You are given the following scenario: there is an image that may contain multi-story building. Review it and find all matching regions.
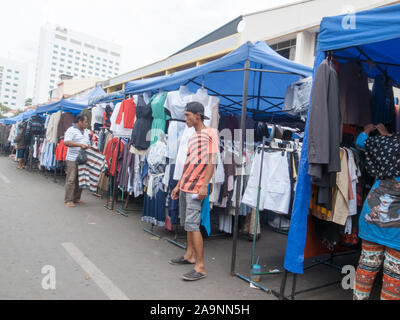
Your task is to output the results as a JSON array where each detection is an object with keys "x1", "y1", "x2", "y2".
[
  {"x1": 101, "y1": 0, "x2": 400, "y2": 93},
  {"x1": 0, "y1": 57, "x2": 28, "y2": 110},
  {"x1": 33, "y1": 23, "x2": 122, "y2": 104}
]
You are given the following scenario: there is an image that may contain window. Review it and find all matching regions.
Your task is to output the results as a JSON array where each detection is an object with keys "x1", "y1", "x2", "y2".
[
  {"x1": 14, "y1": 77, "x2": 19, "y2": 81},
  {"x1": 111, "y1": 51, "x2": 120, "y2": 57},
  {"x1": 76, "y1": 51, "x2": 81, "y2": 55},
  {"x1": 61, "y1": 47, "x2": 66, "y2": 51},
  {"x1": 13, "y1": 83, "x2": 18, "y2": 87},
  {"x1": 60, "y1": 64, "x2": 64, "y2": 67},
  {"x1": 4, "y1": 95, "x2": 9, "y2": 98},
  {"x1": 98, "y1": 47, "x2": 108, "y2": 54},
  {"x1": 109, "y1": 61, "x2": 114, "y2": 64},
  {"x1": 6, "y1": 76, "x2": 11, "y2": 79},
  {"x1": 75, "y1": 68, "x2": 79, "y2": 71},
  {"x1": 5, "y1": 82, "x2": 10, "y2": 85},
  {"x1": 69, "y1": 49, "x2": 74, "y2": 53},
  {"x1": 61, "y1": 53, "x2": 66, "y2": 56},
  {"x1": 5, "y1": 89, "x2": 9, "y2": 92},
  {"x1": 52, "y1": 56, "x2": 57, "y2": 60},
  {"x1": 52, "y1": 62, "x2": 56, "y2": 66},
  {"x1": 95, "y1": 73, "x2": 99, "y2": 76},
  {"x1": 7, "y1": 69, "x2": 12, "y2": 72},
  {"x1": 89, "y1": 66, "x2": 93, "y2": 69},
  {"x1": 50, "y1": 74, "x2": 55, "y2": 77},
  {"x1": 15, "y1": 71, "x2": 19, "y2": 74},
  {"x1": 53, "y1": 50, "x2": 58, "y2": 54},
  {"x1": 74, "y1": 73, "x2": 78, "y2": 77},
  {"x1": 11, "y1": 103, "x2": 15, "y2": 106},
  {"x1": 90, "y1": 55, "x2": 94, "y2": 59},
  {"x1": 102, "y1": 64, "x2": 106, "y2": 67},
  {"x1": 12, "y1": 96, "x2": 16, "y2": 100},
  {"x1": 68, "y1": 60, "x2": 72, "y2": 64},
  {"x1": 83, "y1": 58, "x2": 87, "y2": 62},
  {"x1": 70, "y1": 39, "x2": 82, "y2": 46},
  {"x1": 12, "y1": 90, "x2": 17, "y2": 93},
  {"x1": 67, "y1": 71, "x2": 71, "y2": 75},
  {"x1": 96, "y1": 62, "x2": 100, "y2": 66},
  {"x1": 97, "y1": 57, "x2": 100, "y2": 60},
  {"x1": 68, "y1": 54, "x2": 73, "y2": 58},
  {"x1": 84, "y1": 43, "x2": 95, "y2": 50},
  {"x1": 103, "y1": 58, "x2": 107, "y2": 62},
  {"x1": 54, "y1": 45, "x2": 59, "y2": 49},
  {"x1": 60, "y1": 58, "x2": 65, "y2": 62},
  {"x1": 96, "y1": 67, "x2": 99, "y2": 71},
  {"x1": 114, "y1": 73, "x2": 118, "y2": 76},
  {"x1": 82, "y1": 64, "x2": 86, "y2": 68},
  {"x1": 102, "y1": 69, "x2": 106, "y2": 73},
  {"x1": 67, "y1": 66, "x2": 71, "y2": 69},
  {"x1": 59, "y1": 70, "x2": 64, "y2": 73},
  {"x1": 76, "y1": 56, "x2": 80, "y2": 60},
  {"x1": 116, "y1": 62, "x2": 119, "y2": 66},
  {"x1": 55, "y1": 34, "x2": 67, "y2": 41},
  {"x1": 83, "y1": 53, "x2": 88, "y2": 57},
  {"x1": 75, "y1": 62, "x2": 79, "y2": 66},
  {"x1": 51, "y1": 68, "x2": 56, "y2": 71},
  {"x1": 4, "y1": 102, "x2": 8, "y2": 105},
  {"x1": 88, "y1": 71, "x2": 93, "y2": 75},
  {"x1": 89, "y1": 60, "x2": 94, "y2": 64}
]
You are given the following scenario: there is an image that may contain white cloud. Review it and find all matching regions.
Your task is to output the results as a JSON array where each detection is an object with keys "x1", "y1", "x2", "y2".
[{"x1": 0, "y1": 0, "x2": 296, "y2": 98}]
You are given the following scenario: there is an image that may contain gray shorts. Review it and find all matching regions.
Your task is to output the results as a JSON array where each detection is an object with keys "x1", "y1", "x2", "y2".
[{"x1": 179, "y1": 191, "x2": 202, "y2": 232}]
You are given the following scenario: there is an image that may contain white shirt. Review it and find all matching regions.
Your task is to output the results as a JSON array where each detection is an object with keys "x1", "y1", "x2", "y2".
[
  {"x1": 64, "y1": 126, "x2": 90, "y2": 162},
  {"x1": 92, "y1": 104, "x2": 105, "y2": 128},
  {"x1": 110, "y1": 102, "x2": 133, "y2": 138},
  {"x1": 164, "y1": 86, "x2": 192, "y2": 159},
  {"x1": 46, "y1": 110, "x2": 62, "y2": 144}
]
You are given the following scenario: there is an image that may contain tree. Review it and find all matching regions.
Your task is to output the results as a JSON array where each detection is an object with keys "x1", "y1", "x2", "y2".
[
  {"x1": 25, "y1": 98, "x2": 32, "y2": 106},
  {"x1": 0, "y1": 102, "x2": 11, "y2": 119}
]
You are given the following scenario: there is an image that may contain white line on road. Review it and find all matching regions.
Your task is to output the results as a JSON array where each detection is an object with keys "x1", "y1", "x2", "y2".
[
  {"x1": 0, "y1": 171, "x2": 10, "y2": 184},
  {"x1": 62, "y1": 242, "x2": 129, "y2": 300}
]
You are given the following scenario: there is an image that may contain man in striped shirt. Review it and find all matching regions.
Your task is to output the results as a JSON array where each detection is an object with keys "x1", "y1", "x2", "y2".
[
  {"x1": 64, "y1": 115, "x2": 90, "y2": 208},
  {"x1": 170, "y1": 102, "x2": 219, "y2": 281}
]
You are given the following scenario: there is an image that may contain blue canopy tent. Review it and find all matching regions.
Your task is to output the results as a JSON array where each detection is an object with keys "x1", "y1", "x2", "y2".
[
  {"x1": 125, "y1": 41, "x2": 312, "y2": 120},
  {"x1": 88, "y1": 90, "x2": 125, "y2": 107},
  {"x1": 35, "y1": 86, "x2": 107, "y2": 115},
  {"x1": 0, "y1": 109, "x2": 37, "y2": 125},
  {"x1": 284, "y1": 3, "x2": 400, "y2": 281},
  {"x1": 125, "y1": 41, "x2": 312, "y2": 292}
]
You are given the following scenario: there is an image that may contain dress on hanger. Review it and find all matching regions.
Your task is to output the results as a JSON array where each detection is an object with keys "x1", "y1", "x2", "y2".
[
  {"x1": 150, "y1": 92, "x2": 168, "y2": 146},
  {"x1": 130, "y1": 94, "x2": 153, "y2": 151}
]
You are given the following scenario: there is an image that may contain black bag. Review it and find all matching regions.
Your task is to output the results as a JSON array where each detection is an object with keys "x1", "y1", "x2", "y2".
[{"x1": 75, "y1": 149, "x2": 88, "y2": 165}]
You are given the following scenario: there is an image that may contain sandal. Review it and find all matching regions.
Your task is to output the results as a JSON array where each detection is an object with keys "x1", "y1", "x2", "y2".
[
  {"x1": 169, "y1": 256, "x2": 195, "y2": 265},
  {"x1": 182, "y1": 269, "x2": 207, "y2": 281}
]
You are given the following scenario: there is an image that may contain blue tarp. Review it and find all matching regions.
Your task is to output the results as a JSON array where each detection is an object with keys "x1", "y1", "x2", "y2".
[
  {"x1": 284, "y1": 3, "x2": 400, "y2": 274},
  {"x1": 0, "y1": 109, "x2": 37, "y2": 125},
  {"x1": 125, "y1": 41, "x2": 312, "y2": 117},
  {"x1": 88, "y1": 90, "x2": 125, "y2": 106},
  {"x1": 35, "y1": 86, "x2": 106, "y2": 115}
]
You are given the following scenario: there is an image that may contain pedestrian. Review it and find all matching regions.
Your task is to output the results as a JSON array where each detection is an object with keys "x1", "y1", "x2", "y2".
[
  {"x1": 170, "y1": 102, "x2": 219, "y2": 281},
  {"x1": 14, "y1": 123, "x2": 26, "y2": 170},
  {"x1": 63, "y1": 114, "x2": 90, "y2": 208},
  {"x1": 353, "y1": 123, "x2": 400, "y2": 300}
]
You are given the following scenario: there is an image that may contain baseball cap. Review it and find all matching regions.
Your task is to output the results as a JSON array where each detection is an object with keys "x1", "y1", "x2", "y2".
[{"x1": 185, "y1": 102, "x2": 210, "y2": 120}]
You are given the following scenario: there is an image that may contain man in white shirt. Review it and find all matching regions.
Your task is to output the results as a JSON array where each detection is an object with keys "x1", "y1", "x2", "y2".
[{"x1": 63, "y1": 115, "x2": 90, "y2": 207}]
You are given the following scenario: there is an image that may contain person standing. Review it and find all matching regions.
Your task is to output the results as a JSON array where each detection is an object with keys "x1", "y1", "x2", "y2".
[
  {"x1": 14, "y1": 123, "x2": 26, "y2": 170},
  {"x1": 63, "y1": 115, "x2": 90, "y2": 208},
  {"x1": 353, "y1": 123, "x2": 400, "y2": 300},
  {"x1": 170, "y1": 102, "x2": 219, "y2": 281}
]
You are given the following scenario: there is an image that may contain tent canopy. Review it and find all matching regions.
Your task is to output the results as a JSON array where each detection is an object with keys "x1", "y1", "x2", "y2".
[
  {"x1": 35, "y1": 86, "x2": 107, "y2": 115},
  {"x1": 317, "y1": 3, "x2": 400, "y2": 86},
  {"x1": 0, "y1": 109, "x2": 37, "y2": 125},
  {"x1": 88, "y1": 90, "x2": 125, "y2": 106},
  {"x1": 284, "y1": 3, "x2": 400, "y2": 275},
  {"x1": 125, "y1": 41, "x2": 312, "y2": 119}
]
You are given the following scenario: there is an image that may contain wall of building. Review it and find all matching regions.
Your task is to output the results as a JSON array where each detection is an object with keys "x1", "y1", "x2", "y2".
[
  {"x1": 33, "y1": 23, "x2": 123, "y2": 104},
  {"x1": 0, "y1": 57, "x2": 28, "y2": 110}
]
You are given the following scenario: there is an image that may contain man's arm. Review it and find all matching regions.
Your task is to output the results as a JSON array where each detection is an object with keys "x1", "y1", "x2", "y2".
[
  {"x1": 64, "y1": 141, "x2": 88, "y2": 149},
  {"x1": 198, "y1": 153, "x2": 216, "y2": 201}
]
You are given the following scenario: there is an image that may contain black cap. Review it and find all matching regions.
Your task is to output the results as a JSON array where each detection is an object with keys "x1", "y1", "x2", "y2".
[{"x1": 185, "y1": 102, "x2": 209, "y2": 120}]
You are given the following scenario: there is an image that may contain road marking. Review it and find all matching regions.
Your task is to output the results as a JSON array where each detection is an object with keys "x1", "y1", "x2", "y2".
[
  {"x1": 62, "y1": 242, "x2": 129, "y2": 300},
  {"x1": 0, "y1": 171, "x2": 10, "y2": 184}
]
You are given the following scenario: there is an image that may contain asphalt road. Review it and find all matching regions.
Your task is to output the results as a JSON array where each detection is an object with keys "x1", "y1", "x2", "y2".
[{"x1": 0, "y1": 156, "x2": 275, "y2": 300}]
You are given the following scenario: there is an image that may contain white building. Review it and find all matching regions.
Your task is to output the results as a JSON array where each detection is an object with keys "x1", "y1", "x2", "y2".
[
  {"x1": 33, "y1": 23, "x2": 123, "y2": 104},
  {"x1": 0, "y1": 57, "x2": 28, "y2": 110},
  {"x1": 102, "y1": 0, "x2": 400, "y2": 93}
]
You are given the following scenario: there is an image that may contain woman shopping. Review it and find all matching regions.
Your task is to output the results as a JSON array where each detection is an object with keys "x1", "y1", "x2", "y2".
[{"x1": 353, "y1": 123, "x2": 400, "y2": 300}]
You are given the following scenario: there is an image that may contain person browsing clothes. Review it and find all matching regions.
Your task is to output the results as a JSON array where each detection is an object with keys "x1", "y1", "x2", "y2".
[
  {"x1": 170, "y1": 102, "x2": 219, "y2": 281},
  {"x1": 63, "y1": 114, "x2": 90, "y2": 208}
]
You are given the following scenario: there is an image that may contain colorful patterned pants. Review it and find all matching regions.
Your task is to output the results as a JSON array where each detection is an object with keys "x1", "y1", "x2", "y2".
[{"x1": 354, "y1": 240, "x2": 400, "y2": 300}]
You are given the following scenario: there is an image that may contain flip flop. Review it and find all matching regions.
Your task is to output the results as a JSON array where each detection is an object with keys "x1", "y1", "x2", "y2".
[
  {"x1": 169, "y1": 256, "x2": 195, "y2": 265},
  {"x1": 182, "y1": 269, "x2": 207, "y2": 281}
]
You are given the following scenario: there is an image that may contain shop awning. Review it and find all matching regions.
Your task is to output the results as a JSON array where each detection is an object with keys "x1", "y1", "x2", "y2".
[
  {"x1": 124, "y1": 41, "x2": 312, "y2": 118},
  {"x1": 0, "y1": 109, "x2": 37, "y2": 125},
  {"x1": 285, "y1": 3, "x2": 400, "y2": 275},
  {"x1": 88, "y1": 90, "x2": 125, "y2": 106}
]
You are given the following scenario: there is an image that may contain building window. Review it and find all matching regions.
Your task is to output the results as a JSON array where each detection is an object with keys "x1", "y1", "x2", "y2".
[
  {"x1": 61, "y1": 53, "x2": 66, "y2": 56},
  {"x1": 76, "y1": 56, "x2": 80, "y2": 60},
  {"x1": 53, "y1": 50, "x2": 58, "y2": 54},
  {"x1": 74, "y1": 73, "x2": 78, "y2": 77},
  {"x1": 11, "y1": 103, "x2": 16, "y2": 106},
  {"x1": 88, "y1": 71, "x2": 93, "y2": 75},
  {"x1": 52, "y1": 62, "x2": 56, "y2": 66},
  {"x1": 52, "y1": 56, "x2": 57, "y2": 60},
  {"x1": 15, "y1": 70, "x2": 19, "y2": 74},
  {"x1": 98, "y1": 47, "x2": 108, "y2": 54},
  {"x1": 83, "y1": 53, "x2": 88, "y2": 57},
  {"x1": 5, "y1": 89, "x2": 9, "y2": 92},
  {"x1": 67, "y1": 71, "x2": 71, "y2": 75},
  {"x1": 270, "y1": 39, "x2": 297, "y2": 60},
  {"x1": 12, "y1": 96, "x2": 16, "y2": 100},
  {"x1": 61, "y1": 47, "x2": 66, "y2": 51},
  {"x1": 55, "y1": 34, "x2": 67, "y2": 41},
  {"x1": 76, "y1": 51, "x2": 81, "y2": 55},
  {"x1": 69, "y1": 49, "x2": 74, "y2": 53},
  {"x1": 12, "y1": 90, "x2": 17, "y2": 93},
  {"x1": 60, "y1": 58, "x2": 65, "y2": 62},
  {"x1": 68, "y1": 54, "x2": 73, "y2": 58},
  {"x1": 68, "y1": 60, "x2": 72, "y2": 64},
  {"x1": 97, "y1": 57, "x2": 100, "y2": 60},
  {"x1": 95, "y1": 73, "x2": 99, "y2": 76},
  {"x1": 6, "y1": 76, "x2": 11, "y2": 79},
  {"x1": 60, "y1": 64, "x2": 64, "y2": 67},
  {"x1": 13, "y1": 83, "x2": 18, "y2": 87},
  {"x1": 84, "y1": 43, "x2": 95, "y2": 50},
  {"x1": 111, "y1": 51, "x2": 120, "y2": 57},
  {"x1": 54, "y1": 45, "x2": 59, "y2": 49},
  {"x1": 70, "y1": 39, "x2": 82, "y2": 46}
]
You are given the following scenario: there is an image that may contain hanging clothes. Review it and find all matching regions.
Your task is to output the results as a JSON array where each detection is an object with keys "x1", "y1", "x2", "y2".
[
  {"x1": 164, "y1": 86, "x2": 192, "y2": 160},
  {"x1": 110, "y1": 102, "x2": 134, "y2": 138},
  {"x1": 103, "y1": 104, "x2": 113, "y2": 128},
  {"x1": 55, "y1": 139, "x2": 68, "y2": 162},
  {"x1": 46, "y1": 111, "x2": 62, "y2": 143},
  {"x1": 370, "y1": 74, "x2": 396, "y2": 129},
  {"x1": 130, "y1": 94, "x2": 153, "y2": 151},
  {"x1": 77, "y1": 148, "x2": 106, "y2": 192},
  {"x1": 117, "y1": 142, "x2": 135, "y2": 191},
  {"x1": 150, "y1": 92, "x2": 168, "y2": 146},
  {"x1": 116, "y1": 98, "x2": 136, "y2": 129},
  {"x1": 242, "y1": 149, "x2": 292, "y2": 215},
  {"x1": 91, "y1": 104, "x2": 106, "y2": 131},
  {"x1": 57, "y1": 112, "x2": 75, "y2": 140},
  {"x1": 104, "y1": 137, "x2": 124, "y2": 177},
  {"x1": 142, "y1": 141, "x2": 167, "y2": 226}
]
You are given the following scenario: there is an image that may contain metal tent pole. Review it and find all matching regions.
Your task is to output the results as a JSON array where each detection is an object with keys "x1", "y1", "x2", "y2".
[{"x1": 230, "y1": 59, "x2": 250, "y2": 276}]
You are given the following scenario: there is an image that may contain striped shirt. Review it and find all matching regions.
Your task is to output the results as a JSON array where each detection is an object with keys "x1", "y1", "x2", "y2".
[
  {"x1": 78, "y1": 148, "x2": 106, "y2": 192},
  {"x1": 64, "y1": 126, "x2": 90, "y2": 161},
  {"x1": 180, "y1": 127, "x2": 219, "y2": 194}
]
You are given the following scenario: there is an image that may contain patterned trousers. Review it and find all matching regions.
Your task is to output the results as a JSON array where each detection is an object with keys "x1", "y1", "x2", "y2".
[{"x1": 354, "y1": 240, "x2": 400, "y2": 300}]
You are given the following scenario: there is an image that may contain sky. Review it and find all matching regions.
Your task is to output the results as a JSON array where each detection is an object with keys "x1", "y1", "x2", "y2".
[{"x1": 0, "y1": 0, "x2": 297, "y2": 99}]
